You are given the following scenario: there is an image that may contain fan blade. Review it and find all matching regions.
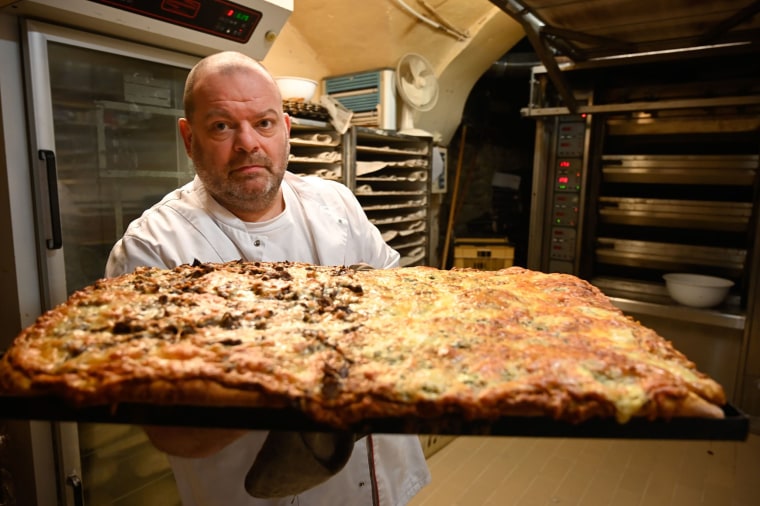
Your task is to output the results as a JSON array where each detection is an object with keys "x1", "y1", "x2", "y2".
[
  {"x1": 402, "y1": 79, "x2": 429, "y2": 106},
  {"x1": 410, "y1": 57, "x2": 428, "y2": 79}
]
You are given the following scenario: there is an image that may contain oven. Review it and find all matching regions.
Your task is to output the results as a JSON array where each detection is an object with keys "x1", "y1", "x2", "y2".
[{"x1": 524, "y1": 49, "x2": 760, "y2": 416}]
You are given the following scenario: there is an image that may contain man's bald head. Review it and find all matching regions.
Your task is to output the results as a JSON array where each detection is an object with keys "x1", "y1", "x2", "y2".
[{"x1": 183, "y1": 51, "x2": 281, "y2": 121}]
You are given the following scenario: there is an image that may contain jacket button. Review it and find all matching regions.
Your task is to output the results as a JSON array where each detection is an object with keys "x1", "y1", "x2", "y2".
[
  {"x1": 254, "y1": 239, "x2": 261, "y2": 247},
  {"x1": 359, "y1": 481, "x2": 365, "y2": 487}
]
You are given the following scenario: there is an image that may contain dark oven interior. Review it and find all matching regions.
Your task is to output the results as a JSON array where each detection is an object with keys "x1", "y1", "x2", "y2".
[{"x1": 577, "y1": 52, "x2": 759, "y2": 310}]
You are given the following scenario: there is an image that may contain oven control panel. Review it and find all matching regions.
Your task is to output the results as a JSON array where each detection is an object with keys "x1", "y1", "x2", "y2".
[
  {"x1": 548, "y1": 116, "x2": 586, "y2": 273},
  {"x1": 88, "y1": 0, "x2": 263, "y2": 42}
]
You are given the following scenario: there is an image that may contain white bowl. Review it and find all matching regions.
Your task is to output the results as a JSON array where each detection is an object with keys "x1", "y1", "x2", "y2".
[
  {"x1": 663, "y1": 273, "x2": 734, "y2": 308},
  {"x1": 275, "y1": 76, "x2": 317, "y2": 102}
]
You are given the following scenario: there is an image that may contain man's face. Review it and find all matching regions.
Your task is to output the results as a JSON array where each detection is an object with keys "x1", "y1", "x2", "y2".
[{"x1": 179, "y1": 66, "x2": 291, "y2": 221}]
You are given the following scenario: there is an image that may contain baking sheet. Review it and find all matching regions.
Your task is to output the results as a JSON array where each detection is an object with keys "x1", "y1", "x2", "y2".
[{"x1": 0, "y1": 395, "x2": 749, "y2": 440}]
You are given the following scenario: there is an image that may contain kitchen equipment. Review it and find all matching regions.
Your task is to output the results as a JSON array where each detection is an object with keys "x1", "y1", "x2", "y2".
[
  {"x1": 524, "y1": 49, "x2": 760, "y2": 409},
  {"x1": 276, "y1": 76, "x2": 318, "y2": 101},
  {"x1": 1, "y1": 0, "x2": 293, "y2": 58},
  {"x1": 349, "y1": 127, "x2": 433, "y2": 267},
  {"x1": 0, "y1": 10, "x2": 255, "y2": 504},
  {"x1": 323, "y1": 69, "x2": 397, "y2": 129},
  {"x1": 664, "y1": 273, "x2": 734, "y2": 308},
  {"x1": 395, "y1": 53, "x2": 438, "y2": 136}
]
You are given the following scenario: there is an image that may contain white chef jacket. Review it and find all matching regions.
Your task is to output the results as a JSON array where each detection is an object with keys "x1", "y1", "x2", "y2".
[
  {"x1": 105, "y1": 173, "x2": 431, "y2": 506},
  {"x1": 106, "y1": 172, "x2": 401, "y2": 273}
]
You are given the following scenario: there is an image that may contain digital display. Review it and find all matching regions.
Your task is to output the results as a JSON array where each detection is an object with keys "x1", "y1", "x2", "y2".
[
  {"x1": 226, "y1": 9, "x2": 250, "y2": 21},
  {"x1": 87, "y1": 0, "x2": 263, "y2": 43}
]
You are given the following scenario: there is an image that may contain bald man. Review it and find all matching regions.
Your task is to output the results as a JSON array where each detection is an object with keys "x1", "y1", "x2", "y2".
[{"x1": 106, "y1": 51, "x2": 430, "y2": 506}]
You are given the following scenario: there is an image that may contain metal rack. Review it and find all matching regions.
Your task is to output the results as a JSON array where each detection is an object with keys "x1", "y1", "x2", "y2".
[
  {"x1": 288, "y1": 120, "x2": 433, "y2": 267},
  {"x1": 347, "y1": 127, "x2": 433, "y2": 267}
]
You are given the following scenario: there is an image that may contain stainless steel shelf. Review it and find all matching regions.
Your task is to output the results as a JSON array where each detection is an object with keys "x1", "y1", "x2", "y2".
[
  {"x1": 609, "y1": 296, "x2": 746, "y2": 331},
  {"x1": 601, "y1": 154, "x2": 758, "y2": 185}
]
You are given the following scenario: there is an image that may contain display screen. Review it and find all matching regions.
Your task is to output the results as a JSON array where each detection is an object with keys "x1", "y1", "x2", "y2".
[{"x1": 87, "y1": 0, "x2": 262, "y2": 43}]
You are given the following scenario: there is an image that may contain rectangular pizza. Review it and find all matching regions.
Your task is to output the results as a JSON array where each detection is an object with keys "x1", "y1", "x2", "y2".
[{"x1": 0, "y1": 261, "x2": 726, "y2": 430}]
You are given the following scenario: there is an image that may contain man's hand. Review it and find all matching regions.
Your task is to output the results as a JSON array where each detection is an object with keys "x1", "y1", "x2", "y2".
[{"x1": 142, "y1": 425, "x2": 248, "y2": 458}]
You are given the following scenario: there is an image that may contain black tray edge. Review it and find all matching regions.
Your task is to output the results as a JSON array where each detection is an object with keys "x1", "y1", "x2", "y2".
[{"x1": 0, "y1": 395, "x2": 750, "y2": 441}]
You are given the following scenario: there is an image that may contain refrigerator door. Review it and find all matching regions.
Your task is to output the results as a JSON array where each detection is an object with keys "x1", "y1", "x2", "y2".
[{"x1": 22, "y1": 19, "x2": 198, "y2": 505}]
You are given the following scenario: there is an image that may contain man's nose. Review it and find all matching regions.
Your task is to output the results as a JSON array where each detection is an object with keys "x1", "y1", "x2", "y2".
[{"x1": 235, "y1": 123, "x2": 261, "y2": 152}]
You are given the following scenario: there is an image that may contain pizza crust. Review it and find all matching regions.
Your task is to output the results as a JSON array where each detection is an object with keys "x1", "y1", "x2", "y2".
[{"x1": 646, "y1": 391, "x2": 726, "y2": 420}]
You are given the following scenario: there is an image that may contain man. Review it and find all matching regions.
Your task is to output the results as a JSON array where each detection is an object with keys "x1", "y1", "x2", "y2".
[{"x1": 106, "y1": 51, "x2": 430, "y2": 505}]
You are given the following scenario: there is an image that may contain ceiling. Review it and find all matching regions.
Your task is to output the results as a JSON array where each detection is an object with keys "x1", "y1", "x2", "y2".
[
  {"x1": 268, "y1": 0, "x2": 522, "y2": 81},
  {"x1": 284, "y1": 0, "x2": 498, "y2": 76}
]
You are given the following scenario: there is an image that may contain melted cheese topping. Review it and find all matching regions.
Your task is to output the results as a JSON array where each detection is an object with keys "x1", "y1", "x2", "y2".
[{"x1": 0, "y1": 262, "x2": 725, "y2": 426}]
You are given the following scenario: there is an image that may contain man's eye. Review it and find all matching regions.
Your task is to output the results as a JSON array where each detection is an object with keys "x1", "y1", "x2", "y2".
[
  {"x1": 212, "y1": 122, "x2": 229, "y2": 132},
  {"x1": 258, "y1": 119, "x2": 274, "y2": 129}
]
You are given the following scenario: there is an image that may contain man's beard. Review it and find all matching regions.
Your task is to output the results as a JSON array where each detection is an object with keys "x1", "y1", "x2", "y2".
[{"x1": 193, "y1": 150, "x2": 287, "y2": 218}]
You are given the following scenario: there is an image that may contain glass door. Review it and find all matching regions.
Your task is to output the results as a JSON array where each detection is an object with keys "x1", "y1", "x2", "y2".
[
  {"x1": 23, "y1": 19, "x2": 198, "y2": 505},
  {"x1": 47, "y1": 41, "x2": 195, "y2": 293}
]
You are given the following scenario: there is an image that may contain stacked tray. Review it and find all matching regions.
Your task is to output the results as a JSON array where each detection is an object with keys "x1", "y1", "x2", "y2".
[{"x1": 599, "y1": 197, "x2": 752, "y2": 231}]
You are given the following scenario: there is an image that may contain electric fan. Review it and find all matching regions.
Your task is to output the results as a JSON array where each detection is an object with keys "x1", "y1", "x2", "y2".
[{"x1": 396, "y1": 53, "x2": 438, "y2": 137}]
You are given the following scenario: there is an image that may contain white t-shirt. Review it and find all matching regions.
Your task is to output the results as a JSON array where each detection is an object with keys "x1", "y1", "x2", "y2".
[
  {"x1": 242, "y1": 180, "x2": 319, "y2": 263},
  {"x1": 106, "y1": 173, "x2": 429, "y2": 506}
]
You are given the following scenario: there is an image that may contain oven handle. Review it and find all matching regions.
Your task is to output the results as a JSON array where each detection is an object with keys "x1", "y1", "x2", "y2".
[
  {"x1": 39, "y1": 149, "x2": 62, "y2": 250},
  {"x1": 66, "y1": 471, "x2": 84, "y2": 506}
]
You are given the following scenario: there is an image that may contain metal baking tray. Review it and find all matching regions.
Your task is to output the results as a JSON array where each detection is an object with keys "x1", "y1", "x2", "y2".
[{"x1": 0, "y1": 394, "x2": 749, "y2": 441}]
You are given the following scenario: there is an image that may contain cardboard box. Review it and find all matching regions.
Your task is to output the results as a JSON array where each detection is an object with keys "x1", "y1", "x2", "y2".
[{"x1": 454, "y1": 238, "x2": 514, "y2": 270}]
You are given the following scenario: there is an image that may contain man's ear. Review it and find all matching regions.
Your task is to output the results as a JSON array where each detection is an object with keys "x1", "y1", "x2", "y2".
[
  {"x1": 178, "y1": 117, "x2": 192, "y2": 156},
  {"x1": 283, "y1": 112, "x2": 292, "y2": 137}
]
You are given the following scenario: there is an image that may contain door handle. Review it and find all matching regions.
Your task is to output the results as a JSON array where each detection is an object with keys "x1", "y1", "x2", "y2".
[
  {"x1": 39, "y1": 149, "x2": 62, "y2": 250},
  {"x1": 66, "y1": 471, "x2": 84, "y2": 506}
]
